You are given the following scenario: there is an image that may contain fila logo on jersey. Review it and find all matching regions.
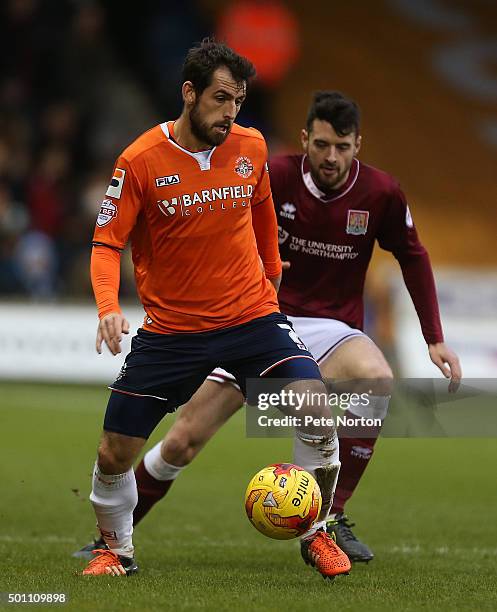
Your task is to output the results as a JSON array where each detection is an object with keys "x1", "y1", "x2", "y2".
[
  {"x1": 96, "y1": 199, "x2": 118, "y2": 227},
  {"x1": 155, "y1": 174, "x2": 180, "y2": 187},
  {"x1": 105, "y1": 168, "x2": 126, "y2": 199},
  {"x1": 280, "y1": 202, "x2": 296, "y2": 220},
  {"x1": 346, "y1": 209, "x2": 369, "y2": 235},
  {"x1": 234, "y1": 156, "x2": 253, "y2": 178}
]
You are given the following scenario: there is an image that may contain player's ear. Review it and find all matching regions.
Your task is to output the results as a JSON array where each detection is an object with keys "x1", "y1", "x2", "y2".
[
  {"x1": 355, "y1": 134, "x2": 362, "y2": 155},
  {"x1": 301, "y1": 129, "x2": 309, "y2": 151},
  {"x1": 182, "y1": 81, "x2": 196, "y2": 107}
]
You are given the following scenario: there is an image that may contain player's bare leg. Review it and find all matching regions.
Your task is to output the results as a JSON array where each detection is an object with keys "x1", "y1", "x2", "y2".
[
  {"x1": 82, "y1": 431, "x2": 146, "y2": 576},
  {"x1": 319, "y1": 335, "x2": 393, "y2": 562},
  {"x1": 133, "y1": 380, "x2": 243, "y2": 523},
  {"x1": 74, "y1": 381, "x2": 243, "y2": 560}
]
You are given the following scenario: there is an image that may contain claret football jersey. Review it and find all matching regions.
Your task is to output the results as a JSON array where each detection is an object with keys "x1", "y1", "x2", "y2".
[
  {"x1": 93, "y1": 121, "x2": 280, "y2": 333},
  {"x1": 271, "y1": 154, "x2": 442, "y2": 342}
]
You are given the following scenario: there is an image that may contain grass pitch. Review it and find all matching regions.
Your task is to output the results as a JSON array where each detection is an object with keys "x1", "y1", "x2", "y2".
[{"x1": 1, "y1": 382, "x2": 496, "y2": 611}]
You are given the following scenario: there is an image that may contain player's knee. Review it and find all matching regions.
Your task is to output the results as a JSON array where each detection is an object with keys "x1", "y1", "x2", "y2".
[
  {"x1": 296, "y1": 389, "x2": 336, "y2": 436},
  {"x1": 162, "y1": 433, "x2": 197, "y2": 467},
  {"x1": 355, "y1": 360, "x2": 393, "y2": 394},
  {"x1": 297, "y1": 404, "x2": 337, "y2": 438},
  {"x1": 97, "y1": 438, "x2": 134, "y2": 474}
]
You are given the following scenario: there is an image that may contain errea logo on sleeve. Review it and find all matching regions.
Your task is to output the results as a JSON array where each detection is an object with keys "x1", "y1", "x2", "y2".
[{"x1": 105, "y1": 168, "x2": 126, "y2": 199}]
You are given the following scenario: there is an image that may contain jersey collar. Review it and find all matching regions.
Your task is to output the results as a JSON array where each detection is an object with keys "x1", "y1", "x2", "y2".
[
  {"x1": 160, "y1": 121, "x2": 216, "y2": 171},
  {"x1": 301, "y1": 155, "x2": 360, "y2": 202}
]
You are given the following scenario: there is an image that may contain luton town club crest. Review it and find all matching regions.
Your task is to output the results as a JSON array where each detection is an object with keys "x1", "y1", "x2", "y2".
[
  {"x1": 346, "y1": 209, "x2": 369, "y2": 235},
  {"x1": 234, "y1": 156, "x2": 253, "y2": 178}
]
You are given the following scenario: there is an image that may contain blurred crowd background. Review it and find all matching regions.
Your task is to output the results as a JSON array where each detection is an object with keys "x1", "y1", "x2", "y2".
[
  {"x1": 1, "y1": 0, "x2": 496, "y2": 315},
  {"x1": 0, "y1": 0, "x2": 300, "y2": 301},
  {"x1": 0, "y1": 0, "x2": 210, "y2": 299}
]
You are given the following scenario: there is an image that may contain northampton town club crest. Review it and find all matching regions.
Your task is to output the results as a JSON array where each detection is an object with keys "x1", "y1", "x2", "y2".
[
  {"x1": 346, "y1": 209, "x2": 369, "y2": 235},
  {"x1": 234, "y1": 156, "x2": 254, "y2": 178}
]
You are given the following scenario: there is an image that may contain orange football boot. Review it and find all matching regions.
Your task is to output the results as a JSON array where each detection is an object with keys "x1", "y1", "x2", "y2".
[
  {"x1": 300, "y1": 529, "x2": 351, "y2": 579},
  {"x1": 82, "y1": 548, "x2": 138, "y2": 577}
]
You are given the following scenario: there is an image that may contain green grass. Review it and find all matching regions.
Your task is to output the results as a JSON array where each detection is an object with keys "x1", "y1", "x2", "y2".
[{"x1": 1, "y1": 382, "x2": 497, "y2": 611}]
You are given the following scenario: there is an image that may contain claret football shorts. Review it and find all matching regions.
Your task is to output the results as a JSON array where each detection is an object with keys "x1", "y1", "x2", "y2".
[{"x1": 103, "y1": 312, "x2": 320, "y2": 438}]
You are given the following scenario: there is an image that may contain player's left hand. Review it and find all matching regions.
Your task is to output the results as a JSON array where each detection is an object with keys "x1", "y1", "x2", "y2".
[{"x1": 428, "y1": 342, "x2": 462, "y2": 393}]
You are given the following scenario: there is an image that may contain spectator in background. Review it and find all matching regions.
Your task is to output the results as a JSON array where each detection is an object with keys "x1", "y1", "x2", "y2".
[
  {"x1": 14, "y1": 230, "x2": 57, "y2": 298},
  {"x1": 27, "y1": 145, "x2": 69, "y2": 238},
  {"x1": 0, "y1": 181, "x2": 28, "y2": 293},
  {"x1": 2, "y1": 0, "x2": 278, "y2": 300},
  {"x1": 216, "y1": 0, "x2": 300, "y2": 135}
]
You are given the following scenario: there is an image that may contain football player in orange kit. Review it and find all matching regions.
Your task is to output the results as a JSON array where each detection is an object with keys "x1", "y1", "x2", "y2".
[{"x1": 82, "y1": 41, "x2": 350, "y2": 578}]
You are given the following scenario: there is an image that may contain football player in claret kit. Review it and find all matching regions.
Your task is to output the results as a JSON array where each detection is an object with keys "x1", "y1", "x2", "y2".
[
  {"x1": 81, "y1": 43, "x2": 350, "y2": 578},
  {"x1": 262, "y1": 91, "x2": 461, "y2": 559}
]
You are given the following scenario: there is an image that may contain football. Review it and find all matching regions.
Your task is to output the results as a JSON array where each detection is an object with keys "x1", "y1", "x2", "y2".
[{"x1": 244, "y1": 463, "x2": 322, "y2": 540}]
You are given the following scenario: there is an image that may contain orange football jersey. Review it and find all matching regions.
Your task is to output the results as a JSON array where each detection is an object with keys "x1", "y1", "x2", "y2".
[{"x1": 92, "y1": 121, "x2": 281, "y2": 333}]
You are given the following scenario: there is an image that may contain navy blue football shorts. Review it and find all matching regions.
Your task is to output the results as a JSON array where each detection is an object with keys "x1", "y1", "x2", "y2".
[{"x1": 103, "y1": 312, "x2": 321, "y2": 438}]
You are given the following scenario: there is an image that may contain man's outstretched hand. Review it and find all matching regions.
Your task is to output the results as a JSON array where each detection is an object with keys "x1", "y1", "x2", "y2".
[
  {"x1": 428, "y1": 342, "x2": 462, "y2": 393},
  {"x1": 96, "y1": 312, "x2": 130, "y2": 355}
]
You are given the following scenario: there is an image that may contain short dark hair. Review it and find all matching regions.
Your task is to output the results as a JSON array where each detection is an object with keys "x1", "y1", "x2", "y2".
[
  {"x1": 182, "y1": 39, "x2": 256, "y2": 95},
  {"x1": 306, "y1": 91, "x2": 361, "y2": 136}
]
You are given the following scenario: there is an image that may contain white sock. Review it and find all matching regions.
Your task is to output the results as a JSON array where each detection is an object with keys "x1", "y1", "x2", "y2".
[
  {"x1": 89, "y1": 462, "x2": 137, "y2": 558},
  {"x1": 293, "y1": 431, "x2": 341, "y2": 538},
  {"x1": 143, "y1": 441, "x2": 185, "y2": 481},
  {"x1": 348, "y1": 394, "x2": 390, "y2": 420}
]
